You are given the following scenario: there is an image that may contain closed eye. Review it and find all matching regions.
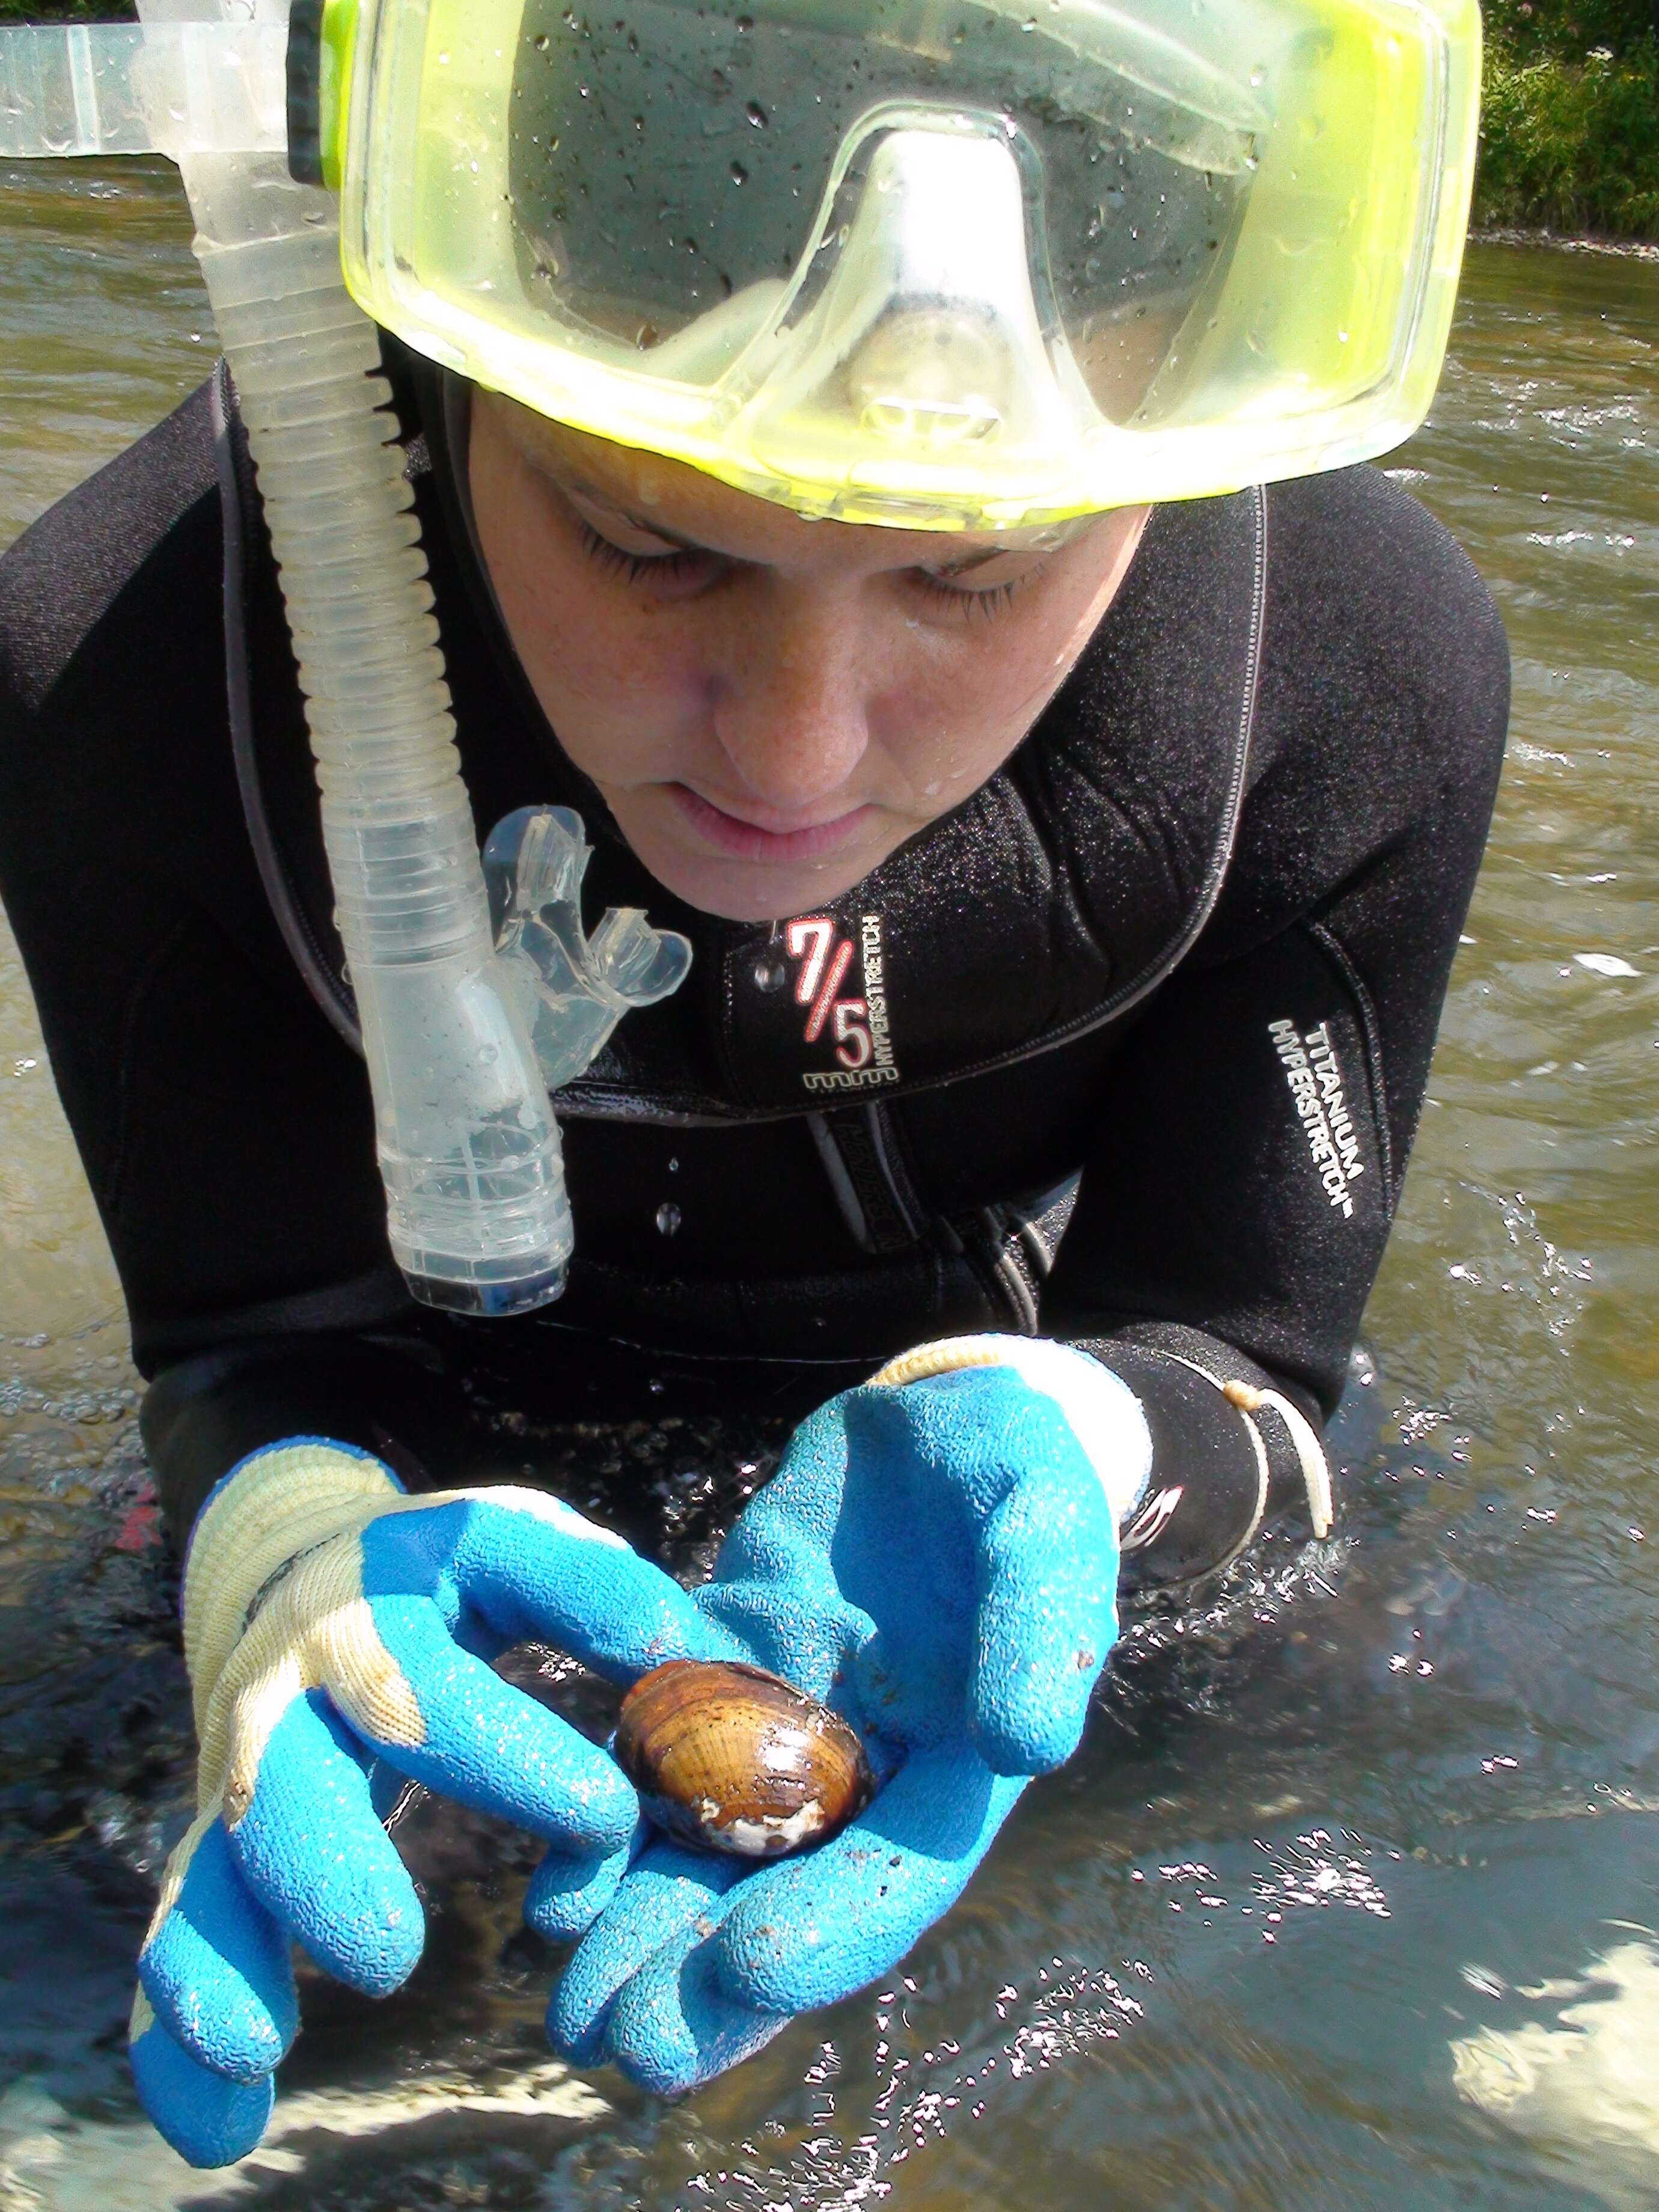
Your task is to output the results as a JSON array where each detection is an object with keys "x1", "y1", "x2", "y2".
[
  {"x1": 576, "y1": 521, "x2": 718, "y2": 585},
  {"x1": 911, "y1": 566, "x2": 1036, "y2": 620}
]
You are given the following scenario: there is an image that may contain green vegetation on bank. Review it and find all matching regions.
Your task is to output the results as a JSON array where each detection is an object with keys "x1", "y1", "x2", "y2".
[
  {"x1": 2, "y1": 0, "x2": 1656, "y2": 239},
  {"x1": 1480, "y1": 0, "x2": 1659, "y2": 237}
]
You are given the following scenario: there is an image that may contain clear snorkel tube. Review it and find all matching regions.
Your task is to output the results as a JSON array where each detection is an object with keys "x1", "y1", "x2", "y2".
[{"x1": 0, "y1": 0, "x2": 691, "y2": 1316}]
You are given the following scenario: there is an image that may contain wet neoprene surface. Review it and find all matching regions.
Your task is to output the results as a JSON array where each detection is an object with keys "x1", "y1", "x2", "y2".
[{"x1": 0, "y1": 369, "x2": 1508, "y2": 1553}]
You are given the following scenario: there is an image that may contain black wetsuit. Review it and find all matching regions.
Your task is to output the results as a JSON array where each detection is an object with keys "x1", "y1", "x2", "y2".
[{"x1": 0, "y1": 358, "x2": 1509, "y2": 1576}]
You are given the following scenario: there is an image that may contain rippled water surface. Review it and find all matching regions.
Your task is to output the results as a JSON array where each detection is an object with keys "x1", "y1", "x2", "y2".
[{"x1": 1, "y1": 165, "x2": 1657, "y2": 2211}]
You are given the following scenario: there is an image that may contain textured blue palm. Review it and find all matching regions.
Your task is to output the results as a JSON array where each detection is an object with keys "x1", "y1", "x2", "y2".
[
  {"x1": 543, "y1": 1367, "x2": 1122, "y2": 2093},
  {"x1": 136, "y1": 1467, "x2": 738, "y2": 2168}
]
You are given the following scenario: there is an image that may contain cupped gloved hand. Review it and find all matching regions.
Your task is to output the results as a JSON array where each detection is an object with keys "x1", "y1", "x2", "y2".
[
  {"x1": 543, "y1": 1335, "x2": 1151, "y2": 2094},
  {"x1": 129, "y1": 1439, "x2": 739, "y2": 2168}
]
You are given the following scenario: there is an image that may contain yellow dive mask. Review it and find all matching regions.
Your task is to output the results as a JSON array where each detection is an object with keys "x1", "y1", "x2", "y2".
[{"x1": 299, "y1": 0, "x2": 1480, "y2": 530}]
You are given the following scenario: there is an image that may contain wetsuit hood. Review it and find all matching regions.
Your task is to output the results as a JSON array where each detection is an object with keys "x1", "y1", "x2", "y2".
[{"x1": 390, "y1": 346, "x2": 630, "y2": 857}]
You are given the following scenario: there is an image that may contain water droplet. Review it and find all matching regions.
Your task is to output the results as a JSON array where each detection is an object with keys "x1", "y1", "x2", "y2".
[
  {"x1": 736, "y1": 11, "x2": 754, "y2": 27},
  {"x1": 648, "y1": 1377, "x2": 666, "y2": 1396},
  {"x1": 746, "y1": 99, "x2": 768, "y2": 127},
  {"x1": 1248, "y1": 61, "x2": 1266, "y2": 85},
  {"x1": 533, "y1": 32, "x2": 549, "y2": 51},
  {"x1": 656, "y1": 1202, "x2": 683, "y2": 1237},
  {"x1": 730, "y1": 161, "x2": 748, "y2": 185},
  {"x1": 668, "y1": 1156, "x2": 680, "y2": 1174},
  {"x1": 753, "y1": 953, "x2": 788, "y2": 992}
]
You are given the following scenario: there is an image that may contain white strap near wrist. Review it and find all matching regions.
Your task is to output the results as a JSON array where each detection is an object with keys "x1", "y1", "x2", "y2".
[
  {"x1": 873, "y1": 1335, "x2": 1153, "y2": 1529},
  {"x1": 1143, "y1": 1349, "x2": 1334, "y2": 1540}
]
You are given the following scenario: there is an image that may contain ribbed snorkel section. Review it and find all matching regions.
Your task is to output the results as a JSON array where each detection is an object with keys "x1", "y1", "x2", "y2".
[{"x1": 176, "y1": 135, "x2": 572, "y2": 1313}]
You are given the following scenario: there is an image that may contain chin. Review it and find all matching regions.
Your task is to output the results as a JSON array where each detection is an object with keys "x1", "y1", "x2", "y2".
[
  {"x1": 629, "y1": 827, "x2": 887, "y2": 923},
  {"x1": 658, "y1": 860, "x2": 875, "y2": 924}
]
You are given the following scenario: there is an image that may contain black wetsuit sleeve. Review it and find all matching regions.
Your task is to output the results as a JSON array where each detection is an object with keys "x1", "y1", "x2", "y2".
[
  {"x1": 0, "y1": 390, "x2": 413, "y2": 1401},
  {"x1": 1043, "y1": 471, "x2": 1510, "y2": 1581},
  {"x1": 138, "y1": 1334, "x2": 509, "y2": 1535}
]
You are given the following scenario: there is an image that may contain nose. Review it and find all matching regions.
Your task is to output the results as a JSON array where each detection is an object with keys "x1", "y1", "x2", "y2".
[{"x1": 709, "y1": 585, "x2": 872, "y2": 816}]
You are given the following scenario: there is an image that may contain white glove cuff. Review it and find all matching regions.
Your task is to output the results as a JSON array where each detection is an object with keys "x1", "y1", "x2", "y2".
[
  {"x1": 873, "y1": 1335, "x2": 1153, "y2": 1529},
  {"x1": 182, "y1": 1439, "x2": 402, "y2": 1726}
]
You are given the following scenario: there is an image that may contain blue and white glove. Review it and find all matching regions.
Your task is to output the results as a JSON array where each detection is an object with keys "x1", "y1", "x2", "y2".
[
  {"x1": 543, "y1": 1336, "x2": 1151, "y2": 2094},
  {"x1": 130, "y1": 1439, "x2": 734, "y2": 2168}
]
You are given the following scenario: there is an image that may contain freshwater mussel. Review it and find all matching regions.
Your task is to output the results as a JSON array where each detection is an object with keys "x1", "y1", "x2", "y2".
[{"x1": 615, "y1": 1658, "x2": 874, "y2": 1857}]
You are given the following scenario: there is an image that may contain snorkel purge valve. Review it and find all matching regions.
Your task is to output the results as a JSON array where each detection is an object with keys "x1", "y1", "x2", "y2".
[
  {"x1": 0, "y1": 0, "x2": 1481, "y2": 1297},
  {"x1": 0, "y1": 0, "x2": 691, "y2": 1316}
]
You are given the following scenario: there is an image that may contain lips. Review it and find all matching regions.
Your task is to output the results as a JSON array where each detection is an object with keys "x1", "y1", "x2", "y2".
[{"x1": 667, "y1": 784, "x2": 876, "y2": 864}]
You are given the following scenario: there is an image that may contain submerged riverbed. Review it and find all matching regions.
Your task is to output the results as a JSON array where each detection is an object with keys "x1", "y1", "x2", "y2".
[{"x1": 0, "y1": 160, "x2": 1657, "y2": 2211}]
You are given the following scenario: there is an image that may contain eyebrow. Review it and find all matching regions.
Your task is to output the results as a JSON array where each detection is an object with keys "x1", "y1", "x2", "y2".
[{"x1": 929, "y1": 546, "x2": 1022, "y2": 578}]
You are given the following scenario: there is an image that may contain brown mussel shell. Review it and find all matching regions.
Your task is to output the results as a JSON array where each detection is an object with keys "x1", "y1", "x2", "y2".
[{"x1": 615, "y1": 1659, "x2": 874, "y2": 1857}]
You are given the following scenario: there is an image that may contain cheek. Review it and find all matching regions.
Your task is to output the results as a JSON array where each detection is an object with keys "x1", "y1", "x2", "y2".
[
  {"x1": 875, "y1": 603, "x2": 1088, "y2": 799},
  {"x1": 472, "y1": 454, "x2": 703, "y2": 760}
]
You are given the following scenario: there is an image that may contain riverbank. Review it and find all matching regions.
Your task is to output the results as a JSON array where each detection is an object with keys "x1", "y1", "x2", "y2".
[{"x1": 1475, "y1": 224, "x2": 1659, "y2": 261}]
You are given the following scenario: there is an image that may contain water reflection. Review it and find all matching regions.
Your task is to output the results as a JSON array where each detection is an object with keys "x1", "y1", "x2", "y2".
[{"x1": 0, "y1": 172, "x2": 1657, "y2": 2209}]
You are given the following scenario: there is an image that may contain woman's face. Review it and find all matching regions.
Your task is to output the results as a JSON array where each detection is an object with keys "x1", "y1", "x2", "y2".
[{"x1": 470, "y1": 394, "x2": 1149, "y2": 921}]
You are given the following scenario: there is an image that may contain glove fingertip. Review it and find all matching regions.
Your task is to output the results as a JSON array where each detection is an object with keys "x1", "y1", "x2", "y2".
[
  {"x1": 232, "y1": 1696, "x2": 426, "y2": 1997},
  {"x1": 548, "y1": 1842, "x2": 749, "y2": 2072},
  {"x1": 138, "y1": 1821, "x2": 298, "y2": 2082},
  {"x1": 546, "y1": 1979, "x2": 611, "y2": 2071},
  {"x1": 545, "y1": 1913, "x2": 651, "y2": 2068},
  {"x1": 970, "y1": 1581, "x2": 1116, "y2": 1776},
  {"x1": 130, "y1": 2013, "x2": 274, "y2": 2170},
  {"x1": 525, "y1": 1838, "x2": 634, "y2": 1945},
  {"x1": 969, "y1": 1639, "x2": 1101, "y2": 1775},
  {"x1": 605, "y1": 1944, "x2": 783, "y2": 2098},
  {"x1": 136, "y1": 1951, "x2": 292, "y2": 2086},
  {"x1": 967, "y1": 1696, "x2": 1086, "y2": 1779}
]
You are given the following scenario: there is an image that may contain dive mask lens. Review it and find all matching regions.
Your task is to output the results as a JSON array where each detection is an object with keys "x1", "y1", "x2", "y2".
[{"x1": 334, "y1": 0, "x2": 1479, "y2": 525}]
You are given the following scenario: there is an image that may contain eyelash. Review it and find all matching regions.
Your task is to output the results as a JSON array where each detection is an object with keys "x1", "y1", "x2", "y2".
[
  {"x1": 913, "y1": 572, "x2": 1025, "y2": 620},
  {"x1": 576, "y1": 521, "x2": 712, "y2": 584},
  {"x1": 577, "y1": 520, "x2": 1027, "y2": 618}
]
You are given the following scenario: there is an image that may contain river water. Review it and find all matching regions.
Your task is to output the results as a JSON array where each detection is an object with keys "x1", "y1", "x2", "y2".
[{"x1": 0, "y1": 159, "x2": 1656, "y2": 2211}]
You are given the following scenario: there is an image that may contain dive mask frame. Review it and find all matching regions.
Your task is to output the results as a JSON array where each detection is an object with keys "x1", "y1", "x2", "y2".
[{"x1": 289, "y1": 0, "x2": 1480, "y2": 532}]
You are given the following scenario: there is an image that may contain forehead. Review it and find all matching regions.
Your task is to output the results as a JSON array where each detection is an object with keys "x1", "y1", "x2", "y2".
[{"x1": 483, "y1": 395, "x2": 1093, "y2": 573}]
